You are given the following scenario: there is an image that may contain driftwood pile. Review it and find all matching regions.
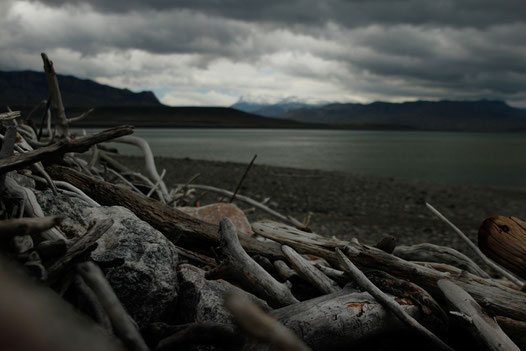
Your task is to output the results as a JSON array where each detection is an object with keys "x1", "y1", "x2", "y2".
[{"x1": 1, "y1": 53, "x2": 526, "y2": 351}]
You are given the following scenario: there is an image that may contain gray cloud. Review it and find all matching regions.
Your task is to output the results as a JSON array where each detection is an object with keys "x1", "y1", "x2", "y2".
[{"x1": 0, "y1": 0, "x2": 525, "y2": 106}]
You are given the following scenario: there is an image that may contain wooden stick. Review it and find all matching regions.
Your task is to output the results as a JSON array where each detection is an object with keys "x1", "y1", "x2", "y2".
[
  {"x1": 77, "y1": 261, "x2": 148, "y2": 351},
  {"x1": 0, "y1": 125, "x2": 134, "y2": 173},
  {"x1": 0, "y1": 110, "x2": 21, "y2": 121},
  {"x1": 335, "y1": 248, "x2": 453, "y2": 351},
  {"x1": 113, "y1": 136, "x2": 170, "y2": 202},
  {"x1": 41, "y1": 53, "x2": 69, "y2": 137},
  {"x1": 230, "y1": 153, "x2": 257, "y2": 203},
  {"x1": 178, "y1": 184, "x2": 307, "y2": 230},
  {"x1": 426, "y1": 202, "x2": 523, "y2": 287},
  {"x1": 0, "y1": 216, "x2": 62, "y2": 240},
  {"x1": 74, "y1": 275, "x2": 113, "y2": 334},
  {"x1": 206, "y1": 218, "x2": 298, "y2": 307},
  {"x1": 47, "y1": 218, "x2": 114, "y2": 282},
  {"x1": 394, "y1": 243, "x2": 490, "y2": 279},
  {"x1": 46, "y1": 165, "x2": 285, "y2": 260},
  {"x1": 281, "y1": 244, "x2": 340, "y2": 294},
  {"x1": 438, "y1": 279, "x2": 520, "y2": 350},
  {"x1": 146, "y1": 168, "x2": 166, "y2": 198},
  {"x1": 224, "y1": 292, "x2": 311, "y2": 351}
]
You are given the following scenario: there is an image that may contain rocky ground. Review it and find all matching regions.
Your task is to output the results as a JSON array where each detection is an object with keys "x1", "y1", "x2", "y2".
[{"x1": 119, "y1": 155, "x2": 526, "y2": 261}]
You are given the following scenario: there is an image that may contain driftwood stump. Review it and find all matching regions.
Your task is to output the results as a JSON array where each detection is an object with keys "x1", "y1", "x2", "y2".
[{"x1": 478, "y1": 216, "x2": 526, "y2": 280}]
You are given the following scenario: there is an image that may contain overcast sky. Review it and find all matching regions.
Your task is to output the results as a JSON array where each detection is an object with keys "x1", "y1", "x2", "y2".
[{"x1": 1, "y1": 0, "x2": 525, "y2": 107}]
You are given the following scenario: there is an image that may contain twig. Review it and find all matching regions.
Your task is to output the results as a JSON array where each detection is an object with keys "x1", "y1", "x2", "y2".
[
  {"x1": 230, "y1": 154, "x2": 257, "y2": 203},
  {"x1": 438, "y1": 279, "x2": 519, "y2": 351},
  {"x1": 156, "y1": 322, "x2": 241, "y2": 350},
  {"x1": 0, "y1": 216, "x2": 62, "y2": 240},
  {"x1": 426, "y1": 202, "x2": 523, "y2": 287},
  {"x1": 77, "y1": 261, "x2": 149, "y2": 351},
  {"x1": 41, "y1": 53, "x2": 68, "y2": 137},
  {"x1": 113, "y1": 135, "x2": 170, "y2": 202},
  {"x1": 0, "y1": 125, "x2": 134, "y2": 173},
  {"x1": 47, "y1": 219, "x2": 114, "y2": 282},
  {"x1": 335, "y1": 248, "x2": 453, "y2": 351},
  {"x1": 281, "y1": 244, "x2": 340, "y2": 294},
  {"x1": 206, "y1": 218, "x2": 298, "y2": 307},
  {"x1": 224, "y1": 292, "x2": 311, "y2": 351},
  {"x1": 0, "y1": 110, "x2": 21, "y2": 121},
  {"x1": 146, "y1": 168, "x2": 166, "y2": 199}
]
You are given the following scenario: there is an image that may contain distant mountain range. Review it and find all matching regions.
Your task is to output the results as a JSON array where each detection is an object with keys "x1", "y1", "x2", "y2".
[
  {"x1": 0, "y1": 70, "x2": 321, "y2": 129},
  {"x1": 2, "y1": 70, "x2": 526, "y2": 131},
  {"x1": 232, "y1": 99, "x2": 526, "y2": 132},
  {"x1": 231, "y1": 98, "x2": 320, "y2": 118}
]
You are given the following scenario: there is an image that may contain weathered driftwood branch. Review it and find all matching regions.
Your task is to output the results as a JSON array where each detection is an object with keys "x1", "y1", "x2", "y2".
[
  {"x1": 77, "y1": 261, "x2": 148, "y2": 351},
  {"x1": 253, "y1": 220, "x2": 526, "y2": 321},
  {"x1": 224, "y1": 292, "x2": 311, "y2": 351},
  {"x1": 47, "y1": 218, "x2": 114, "y2": 282},
  {"x1": 393, "y1": 243, "x2": 490, "y2": 278},
  {"x1": 206, "y1": 218, "x2": 298, "y2": 307},
  {"x1": 274, "y1": 259, "x2": 300, "y2": 281},
  {"x1": 0, "y1": 125, "x2": 134, "y2": 174},
  {"x1": 230, "y1": 153, "x2": 257, "y2": 203},
  {"x1": 426, "y1": 202, "x2": 523, "y2": 287},
  {"x1": 179, "y1": 185, "x2": 307, "y2": 230},
  {"x1": 438, "y1": 279, "x2": 519, "y2": 351},
  {"x1": 113, "y1": 135, "x2": 170, "y2": 202},
  {"x1": 281, "y1": 244, "x2": 339, "y2": 294},
  {"x1": 0, "y1": 216, "x2": 62, "y2": 240},
  {"x1": 0, "y1": 110, "x2": 21, "y2": 121},
  {"x1": 272, "y1": 287, "x2": 422, "y2": 350},
  {"x1": 3, "y1": 175, "x2": 66, "y2": 241},
  {"x1": 41, "y1": 53, "x2": 69, "y2": 137},
  {"x1": 46, "y1": 165, "x2": 285, "y2": 260},
  {"x1": 335, "y1": 248, "x2": 453, "y2": 351}
]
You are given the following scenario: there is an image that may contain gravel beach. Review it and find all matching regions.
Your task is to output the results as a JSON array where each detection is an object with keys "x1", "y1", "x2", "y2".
[{"x1": 118, "y1": 155, "x2": 526, "y2": 261}]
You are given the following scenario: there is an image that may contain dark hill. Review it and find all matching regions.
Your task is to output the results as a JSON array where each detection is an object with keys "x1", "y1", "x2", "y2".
[
  {"x1": 282, "y1": 100, "x2": 526, "y2": 132},
  {"x1": 0, "y1": 70, "x2": 161, "y2": 106}
]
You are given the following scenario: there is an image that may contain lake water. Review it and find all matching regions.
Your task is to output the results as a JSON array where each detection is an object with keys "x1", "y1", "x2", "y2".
[{"x1": 108, "y1": 129, "x2": 526, "y2": 190}]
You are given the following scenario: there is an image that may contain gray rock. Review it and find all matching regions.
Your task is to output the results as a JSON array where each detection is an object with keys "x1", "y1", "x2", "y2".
[
  {"x1": 87, "y1": 206, "x2": 179, "y2": 328},
  {"x1": 35, "y1": 189, "x2": 90, "y2": 237},
  {"x1": 176, "y1": 264, "x2": 269, "y2": 325}
]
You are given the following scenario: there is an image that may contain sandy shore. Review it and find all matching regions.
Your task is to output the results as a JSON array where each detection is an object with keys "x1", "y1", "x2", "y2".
[{"x1": 118, "y1": 155, "x2": 526, "y2": 260}]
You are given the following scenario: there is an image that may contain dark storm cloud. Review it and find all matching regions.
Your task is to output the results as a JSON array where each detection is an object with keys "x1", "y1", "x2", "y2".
[
  {"x1": 30, "y1": 0, "x2": 526, "y2": 28},
  {"x1": 1, "y1": 0, "x2": 525, "y2": 106}
]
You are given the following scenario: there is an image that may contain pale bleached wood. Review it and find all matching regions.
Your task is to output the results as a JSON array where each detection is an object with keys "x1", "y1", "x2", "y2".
[
  {"x1": 3, "y1": 175, "x2": 66, "y2": 241},
  {"x1": 0, "y1": 216, "x2": 62, "y2": 240},
  {"x1": 394, "y1": 243, "x2": 490, "y2": 278},
  {"x1": 335, "y1": 248, "x2": 453, "y2": 351},
  {"x1": 281, "y1": 244, "x2": 340, "y2": 294},
  {"x1": 77, "y1": 261, "x2": 148, "y2": 351},
  {"x1": 272, "y1": 289, "x2": 421, "y2": 350},
  {"x1": 426, "y1": 202, "x2": 523, "y2": 287},
  {"x1": 41, "y1": 53, "x2": 68, "y2": 137},
  {"x1": 0, "y1": 125, "x2": 134, "y2": 174},
  {"x1": 438, "y1": 279, "x2": 520, "y2": 351},
  {"x1": 206, "y1": 218, "x2": 298, "y2": 307},
  {"x1": 224, "y1": 292, "x2": 311, "y2": 351},
  {"x1": 113, "y1": 135, "x2": 170, "y2": 203},
  {"x1": 252, "y1": 220, "x2": 526, "y2": 321},
  {"x1": 252, "y1": 219, "x2": 346, "y2": 249}
]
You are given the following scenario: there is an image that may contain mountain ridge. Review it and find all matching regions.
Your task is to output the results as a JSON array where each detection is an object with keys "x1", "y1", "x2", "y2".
[{"x1": 0, "y1": 70, "x2": 161, "y2": 106}]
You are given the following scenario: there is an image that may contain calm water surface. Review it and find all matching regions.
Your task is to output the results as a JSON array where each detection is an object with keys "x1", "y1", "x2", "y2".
[{"x1": 108, "y1": 129, "x2": 526, "y2": 189}]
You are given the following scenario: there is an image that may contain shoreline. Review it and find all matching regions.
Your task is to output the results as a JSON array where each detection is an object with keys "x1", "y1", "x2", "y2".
[{"x1": 118, "y1": 155, "x2": 526, "y2": 261}]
